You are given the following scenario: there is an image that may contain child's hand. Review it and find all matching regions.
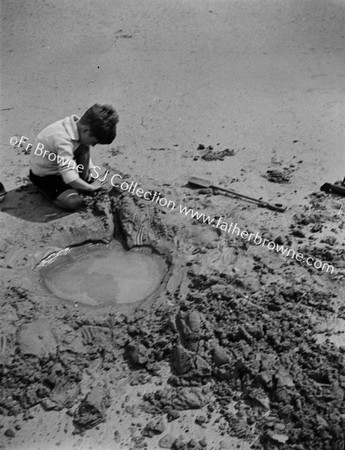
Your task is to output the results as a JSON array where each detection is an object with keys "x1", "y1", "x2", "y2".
[{"x1": 90, "y1": 179, "x2": 107, "y2": 192}]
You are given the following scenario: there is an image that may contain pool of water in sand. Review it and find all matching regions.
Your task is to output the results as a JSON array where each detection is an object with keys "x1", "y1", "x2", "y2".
[{"x1": 40, "y1": 241, "x2": 167, "y2": 307}]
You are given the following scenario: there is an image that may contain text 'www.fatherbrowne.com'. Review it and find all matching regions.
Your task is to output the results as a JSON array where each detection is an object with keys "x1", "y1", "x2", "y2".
[{"x1": 178, "y1": 204, "x2": 335, "y2": 274}]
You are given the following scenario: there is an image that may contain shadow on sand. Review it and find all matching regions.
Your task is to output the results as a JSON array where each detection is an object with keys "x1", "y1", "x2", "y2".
[{"x1": 0, "y1": 183, "x2": 72, "y2": 223}]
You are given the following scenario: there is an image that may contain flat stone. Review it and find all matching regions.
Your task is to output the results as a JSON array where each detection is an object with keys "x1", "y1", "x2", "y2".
[
  {"x1": 275, "y1": 367, "x2": 295, "y2": 388},
  {"x1": 172, "y1": 387, "x2": 210, "y2": 410},
  {"x1": 73, "y1": 384, "x2": 108, "y2": 431},
  {"x1": 172, "y1": 344, "x2": 194, "y2": 374},
  {"x1": 41, "y1": 398, "x2": 58, "y2": 411},
  {"x1": 17, "y1": 319, "x2": 57, "y2": 358},
  {"x1": 268, "y1": 431, "x2": 289, "y2": 444},
  {"x1": 175, "y1": 311, "x2": 202, "y2": 351},
  {"x1": 50, "y1": 380, "x2": 80, "y2": 410},
  {"x1": 212, "y1": 346, "x2": 230, "y2": 366},
  {"x1": 142, "y1": 417, "x2": 165, "y2": 437}
]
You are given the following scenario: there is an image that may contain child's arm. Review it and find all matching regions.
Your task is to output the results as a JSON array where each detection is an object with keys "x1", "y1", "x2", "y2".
[
  {"x1": 55, "y1": 139, "x2": 83, "y2": 184},
  {"x1": 68, "y1": 177, "x2": 105, "y2": 193}
]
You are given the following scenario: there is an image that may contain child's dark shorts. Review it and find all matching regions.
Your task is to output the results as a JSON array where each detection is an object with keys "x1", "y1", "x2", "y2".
[{"x1": 29, "y1": 170, "x2": 71, "y2": 200}]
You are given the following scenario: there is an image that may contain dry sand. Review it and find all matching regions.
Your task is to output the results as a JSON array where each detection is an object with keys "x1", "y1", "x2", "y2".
[{"x1": 0, "y1": 0, "x2": 345, "y2": 449}]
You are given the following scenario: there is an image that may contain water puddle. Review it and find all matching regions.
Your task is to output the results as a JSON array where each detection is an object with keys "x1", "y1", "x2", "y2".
[{"x1": 39, "y1": 241, "x2": 168, "y2": 307}]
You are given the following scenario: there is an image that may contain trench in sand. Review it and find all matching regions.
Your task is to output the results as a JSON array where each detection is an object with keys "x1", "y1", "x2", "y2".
[{"x1": 37, "y1": 240, "x2": 169, "y2": 308}]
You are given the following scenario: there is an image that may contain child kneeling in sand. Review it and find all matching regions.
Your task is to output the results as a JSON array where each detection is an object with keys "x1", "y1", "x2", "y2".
[{"x1": 29, "y1": 104, "x2": 119, "y2": 210}]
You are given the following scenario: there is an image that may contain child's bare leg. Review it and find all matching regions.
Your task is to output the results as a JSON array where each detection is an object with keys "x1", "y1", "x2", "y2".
[
  {"x1": 75, "y1": 145, "x2": 90, "y2": 181},
  {"x1": 53, "y1": 189, "x2": 84, "y2": 211}
]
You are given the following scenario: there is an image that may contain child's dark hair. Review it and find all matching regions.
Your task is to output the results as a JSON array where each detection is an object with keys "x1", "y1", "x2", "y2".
[{"x1": 80, "y1": 104, "x2": 119, "y2": 144}]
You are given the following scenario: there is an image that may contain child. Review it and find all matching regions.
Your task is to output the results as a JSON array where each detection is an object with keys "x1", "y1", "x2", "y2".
[{"x1": 29, "y1": 104, "x2": 119, "y2": 210}]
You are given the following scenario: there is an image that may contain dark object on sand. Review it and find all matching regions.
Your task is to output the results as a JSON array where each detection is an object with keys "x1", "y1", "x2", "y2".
[
  {"x1": 73, "y1": 385, "x2": 108, "y2": 431},
  {"x1": 264, "y1": 169, "x2": 291, "y2": 184},
  {"x1": 200, "y1": 146, "x2": 235, "y2": 161},
  {"x1": 320, "y1": 183, "x2": 345, "y2": 197},
  {"x1": 0, "y1": 182, "x2": 6, "y2": 202},
  {"x1": 188, "y1": 176, "x2": 287, "y2": 212}
]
